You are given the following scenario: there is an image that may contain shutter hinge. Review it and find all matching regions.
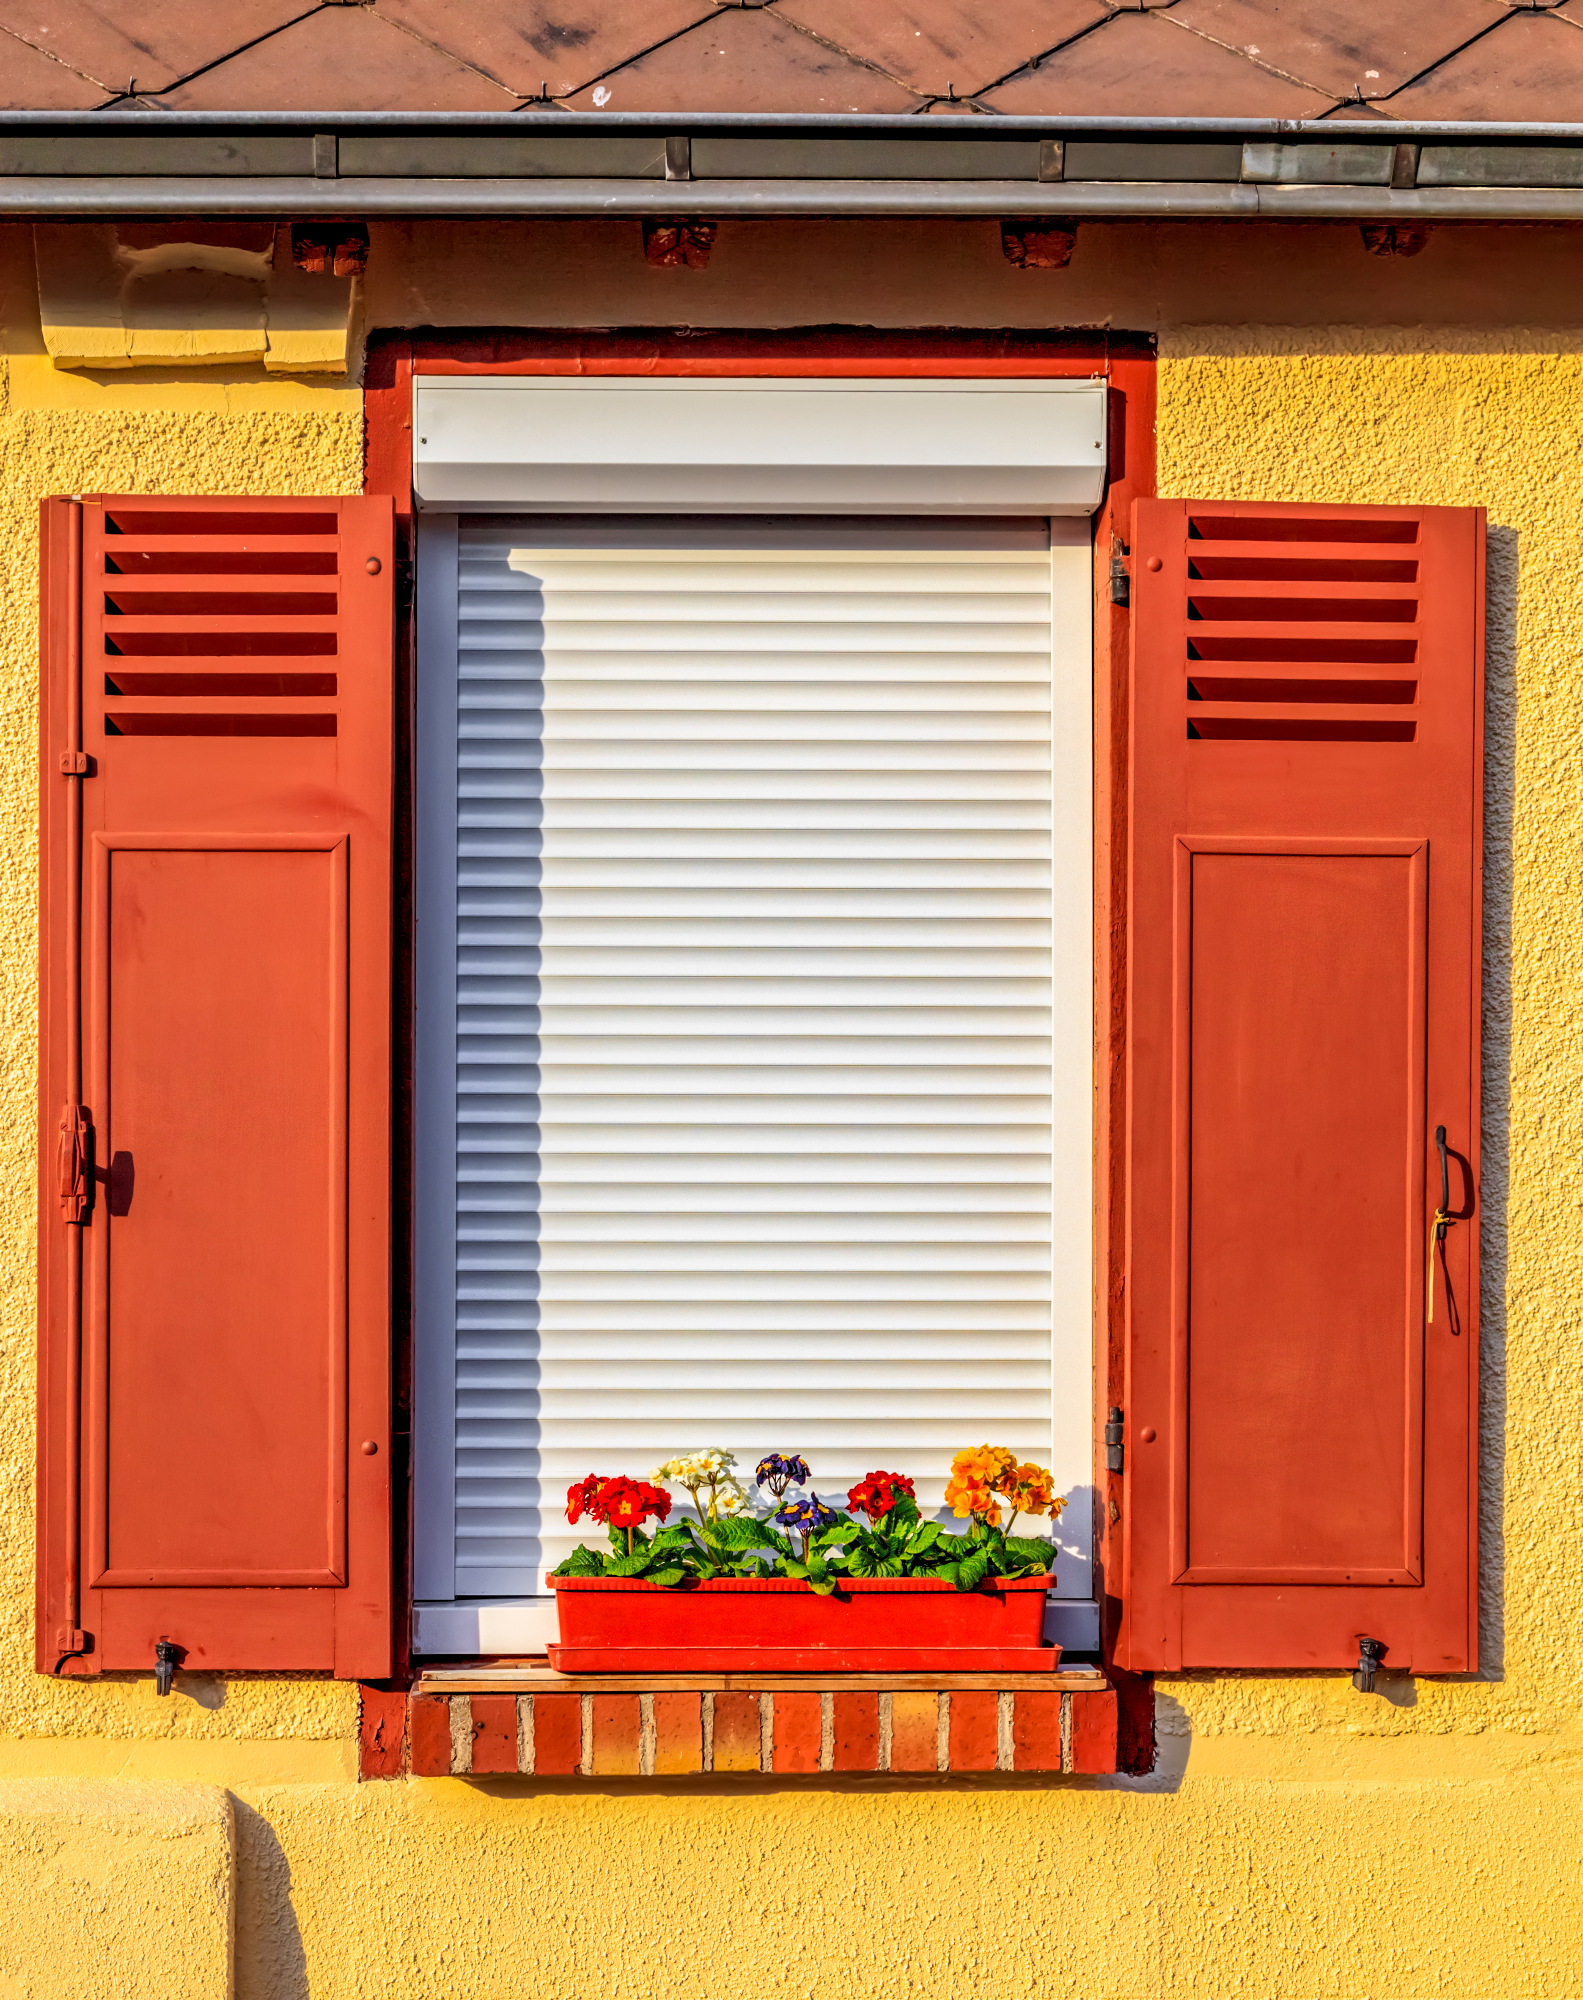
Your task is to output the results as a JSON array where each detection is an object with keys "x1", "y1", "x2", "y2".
[
  {"x1": 58, "y1": 751, "x2": 89, "y2": 777},
  {"x1": 54, "y1": 1626, "x2": 86, "y2": 1654},
  {"x1": 57, "y1": 1105, "x2": 92, "y2": 1223},
  {"x1": 1104, "y1": 1405, "x2": 1125, "y2": 1473},
  {"x1": 1109, "y1": 538, "x2": 1131, "y2": 607}
]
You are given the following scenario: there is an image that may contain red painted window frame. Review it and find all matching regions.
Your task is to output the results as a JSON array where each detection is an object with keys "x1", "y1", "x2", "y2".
[{"x1": 363, "y1": 330, "x2": 1157, "y2": 1760}]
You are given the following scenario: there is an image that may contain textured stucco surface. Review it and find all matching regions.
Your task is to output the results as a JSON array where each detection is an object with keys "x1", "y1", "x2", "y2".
[
  {"x1": 0, "y1": 1780, "x2": 232, "y2": 1999},
  {"x1": 2, "y1": 224, "x2": 1583, "y2": 1994}
]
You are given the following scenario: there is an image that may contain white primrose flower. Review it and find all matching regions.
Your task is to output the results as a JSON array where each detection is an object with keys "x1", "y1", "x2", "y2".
[{"x1": 651, "y1": 1449, "x2": 746, "y2": 1522}]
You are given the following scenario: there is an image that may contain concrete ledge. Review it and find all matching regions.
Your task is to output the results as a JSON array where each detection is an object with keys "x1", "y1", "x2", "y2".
[{"x1": 0, "y1": 1780, "x2": 232, "y2": 2000}]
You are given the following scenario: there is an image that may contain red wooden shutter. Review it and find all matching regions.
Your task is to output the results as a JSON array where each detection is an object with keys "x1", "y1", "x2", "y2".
[
  {"x1": 37, "y1": 494, "x2": 393, "y2": 1679},
  {"x1": 1118, "y1": 499, "x2": 1482, "y2": 1674}
]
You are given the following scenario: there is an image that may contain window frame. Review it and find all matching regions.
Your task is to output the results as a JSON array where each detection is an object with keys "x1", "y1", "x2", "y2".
[{"x1": 364, "y1": 328, "x2": 1158, "y2": 1688}]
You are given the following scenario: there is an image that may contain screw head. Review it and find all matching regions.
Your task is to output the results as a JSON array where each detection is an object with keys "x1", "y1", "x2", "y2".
[
  {"x1": 1146, "y1": 556, "x2": 1163, "y2": 572},
  {"x1": 365, "y1": 557, "x2": 382, "y2": 575},
  {"x1": 1140, "y1": 1426, "x2": 1157, "y2": 1443},
  {"x1": 361, "y1": 1440, "x2": 379, "y2": 1455}
]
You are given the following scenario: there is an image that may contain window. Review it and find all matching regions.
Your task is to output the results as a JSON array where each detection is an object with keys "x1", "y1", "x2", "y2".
[{"x1": 409, "y1": 374, "x2": 1106, "y2": 1656}]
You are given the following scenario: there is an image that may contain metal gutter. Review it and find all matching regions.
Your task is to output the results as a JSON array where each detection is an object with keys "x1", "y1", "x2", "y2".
[
  {"x1": 10, "y1": 177, "x2": 1583, "y2": 219},
  {"x1": 9, "y1": 112, "x2": 1583, "y2": 216}
]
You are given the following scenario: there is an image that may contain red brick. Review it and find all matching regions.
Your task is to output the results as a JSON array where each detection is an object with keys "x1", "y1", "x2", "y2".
[
  {"x1": 652, "y1": 1693, "x2": 704, "y2": 1775},
  {"x1": 1071, "y1": 1688, "x2": 1119, "y2": 1774},
  {"x1": 831, "y1": 1692, "x2": 879, "y2": 1772},
  {"x1": 770, "y1": 1692, "x2": 822, "y2": 1773},
  {"x1": 1012, "y1": 1690, "x2": 1063, "y2": 1771},
  {"x1": 712, "y1": 1691, "x2": 762, "y2": 1773},
  {"x1": 359, "y1": 1685, "x2": 408, "y2": 1780},
  {"x1": 408, "y1": 1694, "x2": 454, "y2": 1776},
  {"x1": 590, "y1": 1694, "x2": 642, "y2": 1776},
  {"x1": 889, "y1": 1691, "x2": 939, "y2": 1772},
  {"x1": 947, "y1": 1689, "x2": 1000, "y2": 1772},
  {"x1": 470, "y1": 1694, "x2": 520, "y2": 1775},
  {"x1": 532, "y1": 1693, "x2": 583, "y2": 1775}
]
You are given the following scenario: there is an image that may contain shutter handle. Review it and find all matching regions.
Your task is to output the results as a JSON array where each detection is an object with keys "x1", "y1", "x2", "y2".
[
  {"x1": 1427, "y1": 1124, "x2": 1453, "y2": 1325},
  {"x1": 57, "y1": 1105, "x2": 91, "y2": 1223}
]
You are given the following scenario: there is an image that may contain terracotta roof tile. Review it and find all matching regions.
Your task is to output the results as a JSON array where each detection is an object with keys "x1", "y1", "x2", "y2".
[
  {"x1": 561, "y1": 8, "x2": 921, "y2": 112},
  {"x1": 154, "y1": 4, "x2": 519, "y2": 108},
  {"x1": 771, "y1": 0, "x2": 1112, "y2": 99},
  {"x1": 370, "y1": 0, "x2": 716, "y2": 99},
  {"x1": 0, "y1": 0, "x2": 314, "y2": 94},
  {"x1": 3, "y1": 0, "x2": 1583, "y2": 120},
  {"x1": 1380, "y1": 6, "x2": 1583, "y2": 116},
  {"x1": 0, "y1": 26, "x2": 110, "y2": 104},
  {"x1": 1167, "y1": 0, "x2": 1505, "y2": 100},
  {"x1": 979, "y1": 9, "x2": 1333, "y2": 116}
]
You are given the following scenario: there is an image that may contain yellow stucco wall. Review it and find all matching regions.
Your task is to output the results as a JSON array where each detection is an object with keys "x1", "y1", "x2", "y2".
[{"x1": 2, "y1": 219, "x2": 1582, "y2": 1996}]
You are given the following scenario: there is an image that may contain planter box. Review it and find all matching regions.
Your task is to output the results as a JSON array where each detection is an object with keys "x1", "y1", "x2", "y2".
[{"x1": 547, "y1": 1573, "x2": 1061, "y2": 1672}]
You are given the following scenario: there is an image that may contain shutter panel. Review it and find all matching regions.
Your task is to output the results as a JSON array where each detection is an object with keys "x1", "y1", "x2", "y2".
[
  {"x1": 1119, "y1": 499, "x2": 1482, "y2": 1674},
  {"x1": 37, "y1": 494, "x2": 394, "y2": 1678}
]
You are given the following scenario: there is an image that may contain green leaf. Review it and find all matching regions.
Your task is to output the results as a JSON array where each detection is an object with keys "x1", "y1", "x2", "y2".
[
  {"x1": 608, "y1": 1547, "x2": 656, "y2": 1578},
  {"x1": 1003, "y1": 1536, "x2": 1055, "y2": 1569},
  {"x1": 955, "y1": 1546, "x2": 991, "y2": 1593},
  {"x1": 646, "y1": 1566, "x2": 687, "y2": 1588},
  {"x1": 553, "y1": 1544, "x2": 606, "y2": 1578},
  {"x1": 705, "y1": 1515, "x2": 778, "y2": 1551}
]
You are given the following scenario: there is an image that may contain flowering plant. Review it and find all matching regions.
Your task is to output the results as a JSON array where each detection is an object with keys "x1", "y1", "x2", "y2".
[
  {"x1": 552, "y1": 1444, "x2": 1062, "y2": 1595},
  {"x1": 558, "y1": 1474, "x2": 690, "y2": 1581},
  {"x1": 756, "y1": 1453, "x2": 811, "y2": 1499},
  {"x1": 846, "y1": 1470, "x2": 916, "y2": 1522},
  {"x1": 651, "y1": 1449, "x2": 752, "y2": 1524}
]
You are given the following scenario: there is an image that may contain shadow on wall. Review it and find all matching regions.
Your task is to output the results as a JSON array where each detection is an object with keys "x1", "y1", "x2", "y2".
[
  {"x1": 233, "y1": 1798, "x2": 308, "y2": 2000},
  {"x1": 1479, "y1": 521, "x2": 1516, "y2": 1686}
]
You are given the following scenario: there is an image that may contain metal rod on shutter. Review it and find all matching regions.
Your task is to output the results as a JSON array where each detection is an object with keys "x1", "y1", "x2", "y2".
[{"x1": 58, "y1": 499, "x2": 86, "y2": 1660}]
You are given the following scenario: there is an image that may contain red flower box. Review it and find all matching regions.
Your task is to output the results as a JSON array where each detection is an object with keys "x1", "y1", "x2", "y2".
[{"x1": 547, "y1": 1572, "x2": 1061, "y2": 1672}]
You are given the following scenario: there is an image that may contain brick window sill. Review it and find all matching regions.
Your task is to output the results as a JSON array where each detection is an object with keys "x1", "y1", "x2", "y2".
[{"x1": 361, "y1": 1665, "x2": 1121, "y2": 1779}]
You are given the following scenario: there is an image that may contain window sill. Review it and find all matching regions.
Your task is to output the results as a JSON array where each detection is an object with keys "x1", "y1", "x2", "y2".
[
  {"x1": 413, "y1": 1662, "x2": 1108, "y2": 1695},
  {"x1": 361, "y1": 1667, "x2": 1121, "y2": 1779}
]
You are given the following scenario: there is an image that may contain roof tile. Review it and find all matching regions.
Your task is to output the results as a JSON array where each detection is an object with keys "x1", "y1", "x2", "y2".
[
  {"x1": 0, "y1": 0, "x2": 315, "y2": 94},
  {"x1": 1381, "y1": 7, "x2": 1583, "y2": 116},
  {"x1": 561, "y1": 8, "x2": 921, "y2": 112},
  {"x1": 154, "y1": 4, "x2": 520, "y2": 108},
  {"x1": 0, "y1": 26, "x2": 110, "y2": 105},
  {"x1": 980, "y1": 10, "x2": 1334, "y2": 115},
  {"x1": 771, "y1": 0, "x2": 1111, "y2": 98},
  {"x1": 370, "y1": 0, "x2": 716, "y2": 99},
  {"x1": 1167, "y1": 0, "x2": 1504, "y2": 99}
]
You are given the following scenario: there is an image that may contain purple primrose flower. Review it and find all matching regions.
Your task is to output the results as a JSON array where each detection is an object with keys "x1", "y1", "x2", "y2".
[{"x1": 755, "y1": 1452, "x2": 811, "y2": 1498}]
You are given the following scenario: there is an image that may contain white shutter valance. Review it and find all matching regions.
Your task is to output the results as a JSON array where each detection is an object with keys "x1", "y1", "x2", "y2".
[{"x1": 412, "y1": 376, "x2": 1109, "y2": 514}]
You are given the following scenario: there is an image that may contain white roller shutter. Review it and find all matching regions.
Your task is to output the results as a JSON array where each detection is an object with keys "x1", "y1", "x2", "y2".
[{"x1": 414, "y1": 515, "x2": 1093, "y2": 1640}]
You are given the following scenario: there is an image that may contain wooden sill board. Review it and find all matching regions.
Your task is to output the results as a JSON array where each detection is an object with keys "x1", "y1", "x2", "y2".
[{"x1": 415, "y1": 1660, "x2": 1109, "y2": 1695}]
